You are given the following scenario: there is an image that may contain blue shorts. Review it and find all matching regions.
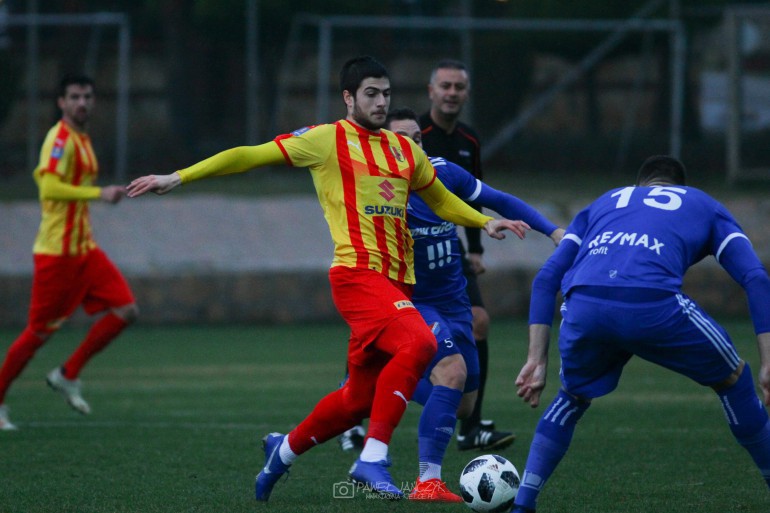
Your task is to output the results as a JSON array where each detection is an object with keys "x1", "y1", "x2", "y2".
[
  {"x1": 416, "y1": 299, "x2": 479, "y2": 393},
  {"x1": 558, "y1": 291, "x2": 741, "y2": 399}
]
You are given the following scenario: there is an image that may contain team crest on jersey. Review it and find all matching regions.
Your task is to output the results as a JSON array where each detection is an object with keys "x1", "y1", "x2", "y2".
[
  {"x1": 393, "y1": 300, "x2": 414, "y2": 310},
  {"x1": 291, "y1": 126, "x2": 311, "y2": 137},
  {"x1": 51, "y1": 146, "x2": 64, "y2": 159},
  {"x1": 389, "y1": 145, "x2": 405, "y2": 162}
]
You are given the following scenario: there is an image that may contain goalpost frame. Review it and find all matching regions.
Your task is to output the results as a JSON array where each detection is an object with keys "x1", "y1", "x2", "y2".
[
  {"x1": 726, "y1": 6, "x2": 770, "y2": 185},
  {"x1": 6, "y1": 12, "x2": 131, "y2": 182},
  {"x1": 281, "y1": 8, "x2": 685, "y2": 163}
]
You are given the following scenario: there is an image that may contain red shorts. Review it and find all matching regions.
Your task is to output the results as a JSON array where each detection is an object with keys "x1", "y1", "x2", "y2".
[
  {"x1": 330, "y1": 266, "x2": 421, "y2": 366},
  {"x1": 29, "y1": 247, "x2": 135, "y2": 332}
]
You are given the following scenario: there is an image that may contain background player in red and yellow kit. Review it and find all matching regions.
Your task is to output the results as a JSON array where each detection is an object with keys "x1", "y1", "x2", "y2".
[
  {"x1": 0, "y1": 75, "x2": 138, "y2": 431},
  {"x1": 127, "y1": 56, "x2": 527, "y2": 500}
]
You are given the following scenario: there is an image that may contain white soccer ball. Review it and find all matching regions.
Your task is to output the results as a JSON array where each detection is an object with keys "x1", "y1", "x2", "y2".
[{"x1": 459, "y1": 454, "x2": 520, "y2": 512}]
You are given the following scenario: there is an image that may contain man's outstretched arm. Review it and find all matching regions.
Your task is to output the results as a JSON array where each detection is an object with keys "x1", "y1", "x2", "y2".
[
  {"x1": 416, "y1": 177, "x2": 530, "y2": 240},
  {"x1": 127, "y1": 143, "x2": 286, "y2": 197}
]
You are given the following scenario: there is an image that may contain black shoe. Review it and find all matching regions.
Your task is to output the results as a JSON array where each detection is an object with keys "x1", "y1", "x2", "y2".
[
  {"x1": 457, "y1": 425, "x2": 516, "y2": 451},
  {"x1": 338, "y1": 425, "x2": 365, "y2": 452}
]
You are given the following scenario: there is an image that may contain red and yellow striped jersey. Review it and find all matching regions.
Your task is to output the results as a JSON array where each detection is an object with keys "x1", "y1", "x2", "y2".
[
  {"x1": 32, "y1": 120, "x2": 100, "y2": 256},
  {"x1": 275, "y1": 120, "x2": 436, "y2": 284}
]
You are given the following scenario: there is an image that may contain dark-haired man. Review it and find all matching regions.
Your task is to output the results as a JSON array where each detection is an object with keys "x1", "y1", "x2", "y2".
[
  {"x1": 512, "y1": 156, "x2": 770, "y2": 512},
  {"x1": 0, "y1": 75, "x2": 138, "y2": 431},
  {"x1": 420, "y1": 59, "x2": 514, "y2": 450},
  {"x1": 127, "y1": 56, "x2": 527, "y2": 501}
]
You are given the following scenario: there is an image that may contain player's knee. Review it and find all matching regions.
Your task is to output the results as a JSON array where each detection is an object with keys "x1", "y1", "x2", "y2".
[
  {"x1": 398, "y1": 315, "x2": 437, "y2": 364},
  {"x1": 341, "y1": 386, "x2": 373, "y2": 420},
  {"x1": 28, "y1": 322, "x2": 58, "y2": 341},
  {"x1": 431, "y1": 355, "x2": 467, "y2": 390},
  {"x1": 113, "y1": 303, "x2": 139, "y2": 324}
]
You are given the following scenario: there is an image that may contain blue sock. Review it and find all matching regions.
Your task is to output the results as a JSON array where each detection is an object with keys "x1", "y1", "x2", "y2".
[
  {"x1": 717, "y1": 363, "x2": 770, "y2": 489},
  {"x1": 411, "y1": 377, "x2": 433, "y2": 406},
  {"x1": 514, "y1": 389, "x2": 590, "y2": 511},
  {"x1": 417, "y1": 385, "x2": 462, "y2": 477}
]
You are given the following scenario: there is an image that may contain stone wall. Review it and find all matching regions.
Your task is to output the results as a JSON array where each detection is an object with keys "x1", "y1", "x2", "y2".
[{"x1": 0, "y1": 194, "x2": 766, "y2": 328}]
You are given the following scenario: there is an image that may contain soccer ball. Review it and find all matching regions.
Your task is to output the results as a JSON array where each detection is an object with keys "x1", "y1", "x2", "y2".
[{"x1": 459, "y1": 454, "x2": 520, "y2": 513}]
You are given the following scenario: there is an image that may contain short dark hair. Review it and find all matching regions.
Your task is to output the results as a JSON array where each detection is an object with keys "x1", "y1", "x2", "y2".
[
  {"x1": 339, "y1": 56, "x2": 389, "y2": 94},
  {"x1": 58, "y1": 74, "x2": 95, "y2": 97},
  {"x1": 430, "y1": 59, "x2": 469, "y2": 83},
  {"x1": 636, "y1": 155, "x2": 687, "y2": 186},
  {"x1": 385, "y1": 107, "x2": 418, "y2": 127}
]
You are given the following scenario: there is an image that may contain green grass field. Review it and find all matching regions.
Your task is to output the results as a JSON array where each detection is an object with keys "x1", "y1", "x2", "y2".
[{"x1": 0, "y1": 319, "x2": 767, "y2": 513}]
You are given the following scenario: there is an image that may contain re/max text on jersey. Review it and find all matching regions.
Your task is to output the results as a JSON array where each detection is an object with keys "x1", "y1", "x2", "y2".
[{"x1": 588, "y1": 231, "x2": 665, "y2": 255}]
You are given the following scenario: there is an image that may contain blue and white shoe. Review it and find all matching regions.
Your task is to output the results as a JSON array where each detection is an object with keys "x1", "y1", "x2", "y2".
[
  {"x1": 348, "y1": 458, "x2": 404, "y2": 499},
  {"x1": 255, "y1": 432, "x2": 290, "y2": 501}
]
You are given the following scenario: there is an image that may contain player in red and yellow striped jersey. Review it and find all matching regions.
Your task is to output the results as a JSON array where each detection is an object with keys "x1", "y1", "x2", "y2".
[
  {"x1": 127, "y1": 56, "x2": 526, "y2": 500},
  {"x1": 0, "y1": 75, "x2": 138, "y2": 431}
]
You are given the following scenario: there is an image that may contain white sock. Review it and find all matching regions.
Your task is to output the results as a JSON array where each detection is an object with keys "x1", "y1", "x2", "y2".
[
  {"x1": 419, "y1": 462, "x2": 442, "y2": 481},
  {"x1": 279, "y1": 436, "x2": 297, "y2": 465},
  {"x1": 359, "y1": 437, "x2": 388, "y2": 463}
]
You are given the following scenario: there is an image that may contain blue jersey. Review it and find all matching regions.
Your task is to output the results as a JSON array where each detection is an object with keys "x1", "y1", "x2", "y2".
[
  {"x1": 530, "y1": 185, "x2": 770, "y2": 334},
  {"x1": 410, "y1": 157, "x2": 558, "y2": 303}
]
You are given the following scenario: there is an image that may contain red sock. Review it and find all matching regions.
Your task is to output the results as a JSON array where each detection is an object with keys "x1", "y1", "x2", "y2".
[
  {"x1": 366, "y1": 352, "x2": 421, "y2": 444},
  {"x1": 0, "y1": 328, "x2": 46, "y2": 403},
  {"x1": 62, "y1": 313, "x2": 127, "y2": 379},
  {"x1": 366, "y1": 315, "x2": 436, "y2": 444},
  {"x1": 288, "y1": 389, "x2": 361, "y2": 454}
]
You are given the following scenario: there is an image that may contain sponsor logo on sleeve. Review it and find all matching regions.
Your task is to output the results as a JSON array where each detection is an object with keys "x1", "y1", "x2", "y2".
[
  {"x1": 393, "y1": 300, "x2": 414, "y2": 310},
  {"x1": 291, "y1": 126, "x2": 311, "y2": 137}
]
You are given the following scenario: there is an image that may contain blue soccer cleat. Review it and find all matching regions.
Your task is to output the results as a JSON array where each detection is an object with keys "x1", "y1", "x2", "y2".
[
  {"x1": 348, "y1": 458, "x2": 404, "y2": 499},
  {"x1": 255, "y1": 432, "x2": 290, "y2": 502}
]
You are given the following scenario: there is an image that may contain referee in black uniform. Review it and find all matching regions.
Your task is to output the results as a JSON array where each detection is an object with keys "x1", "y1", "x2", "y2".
[{"x1": 420, "y1": 59, "x2": 515, "y2": 452}]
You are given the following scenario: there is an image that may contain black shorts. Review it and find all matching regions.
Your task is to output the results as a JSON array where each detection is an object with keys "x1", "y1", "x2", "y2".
[{"x1": 461, "y1": 256, "x2": 485, "y2": 308}]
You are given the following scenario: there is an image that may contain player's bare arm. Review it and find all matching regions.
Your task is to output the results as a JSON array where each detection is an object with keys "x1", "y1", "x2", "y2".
[
  {"x1": 483, "y1": 219, "x2": 529, "y2": 241},
  {"x1": 757, "y1": 332, "x2": 770, "y2": 406},
  {"x1": 515, "y1": 323, "x2": 550, "y2": 408},
  {"x1": 127, "y1": 172, "x2": 182, "y2": 197}
]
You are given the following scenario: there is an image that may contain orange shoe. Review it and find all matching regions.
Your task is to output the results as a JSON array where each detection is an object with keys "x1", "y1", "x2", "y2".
[{"x1": 408, "y1": 478, "x2": 464, "y2": 502}]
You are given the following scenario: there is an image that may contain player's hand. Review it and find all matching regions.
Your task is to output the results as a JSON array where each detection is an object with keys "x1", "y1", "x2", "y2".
[
  {"x1": 127, "y1": 173, "x2": 181, "y2": 197},
  {"x1": 515, "y1": 359, "x2": 547, "y2": 408},
  {"x1": 467, "y1": 253, "x2": 486, "y2": 275},
  {"x1": 550, "y1": 228, "x2": 566, "y2": 246},
  {"x1": 100, "y1": 185, "x2": 127, "y2": 204},
  {"x1": 483, "y1": 219, "x2": 530, "y2": 240}
]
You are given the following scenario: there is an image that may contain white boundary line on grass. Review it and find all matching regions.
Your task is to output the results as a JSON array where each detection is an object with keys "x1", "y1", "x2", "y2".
[{"x1": 21, "y1": 420, "x2": 268, "y2": 430}]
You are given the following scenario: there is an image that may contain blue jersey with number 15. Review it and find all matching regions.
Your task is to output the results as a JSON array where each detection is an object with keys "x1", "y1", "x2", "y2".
[{"x1": 559, "y1": 185, "x2": 746, "y2": 294}]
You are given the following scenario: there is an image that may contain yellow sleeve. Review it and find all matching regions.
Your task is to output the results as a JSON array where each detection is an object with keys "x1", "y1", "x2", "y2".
[
  {"x1": 38, "y1": 172, "x2": 101, "y2": 201},
  {"x1": 416, "y1": 177, "x2": 494, "y2": 228},
  {"x1": 176, "y1": 142, "x2": 286, "y2": 184}
]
